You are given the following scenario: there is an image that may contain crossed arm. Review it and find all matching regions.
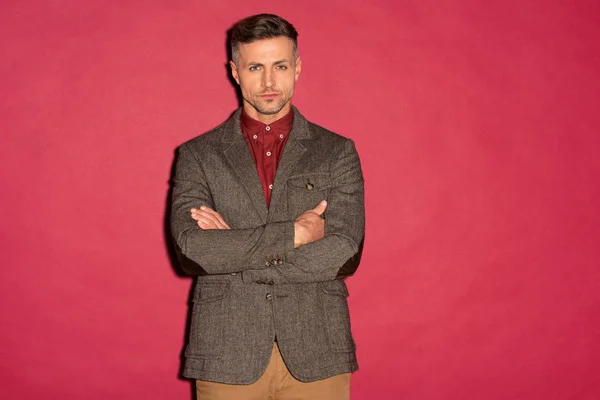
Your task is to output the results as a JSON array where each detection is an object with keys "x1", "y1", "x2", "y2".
[
  {"x1": 171, "y1": 139, "x2": 365, "y2": 283},
  {"x1": 191, "y1": 200, "x2": 327, "y2": 249}
]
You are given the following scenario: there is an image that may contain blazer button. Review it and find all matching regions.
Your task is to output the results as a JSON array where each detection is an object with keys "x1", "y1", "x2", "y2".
[
  {"x1": 277, "y1": 259, "x2": 284, "y2": 265},
  {"x1": 306, "y1": 183, "x2": 314, "y2": 190},
  {"x1": 265, "y1": 261, "x2": 271, "y2": 267},
  {"x1": 271, "y1": 259, "x2": 278, "y2": 265},
  {"x1": 266, "y1": 293, "x2": 273, "y2": 300}
]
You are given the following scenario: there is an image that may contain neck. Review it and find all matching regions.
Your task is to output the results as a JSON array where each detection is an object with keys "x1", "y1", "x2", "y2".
[{"x1": 243, "y1": 102, "x2": 292, "y2": 124}]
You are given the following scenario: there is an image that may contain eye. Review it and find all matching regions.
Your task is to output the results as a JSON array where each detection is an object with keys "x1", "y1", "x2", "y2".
[
  {"x1": 276, "y1": 65, "x2": 288, "y2": 70},
  {"x1": 249, "y1": 65, "x2": 260, "y2": 71}
]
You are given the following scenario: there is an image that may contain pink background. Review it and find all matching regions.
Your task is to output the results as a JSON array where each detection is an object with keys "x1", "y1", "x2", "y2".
[{"x1": 2, "y1": 1, "x2": 599, "y2": 399}]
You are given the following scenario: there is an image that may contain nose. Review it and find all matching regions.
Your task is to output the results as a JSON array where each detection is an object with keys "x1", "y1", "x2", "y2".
[{"x1": 263, "y1": 69, "x2": 274, "y2": 88}]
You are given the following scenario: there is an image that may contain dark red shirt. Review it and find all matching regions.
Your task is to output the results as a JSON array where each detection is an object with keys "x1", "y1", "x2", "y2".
[{"x1": 240, "y1": 109, "x2": 294, "y2": 207}]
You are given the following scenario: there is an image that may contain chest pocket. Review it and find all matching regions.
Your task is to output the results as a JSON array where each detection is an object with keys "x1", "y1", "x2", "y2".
[{"x1": 286, "y1": 173, "x2": 332, "y2": 220}]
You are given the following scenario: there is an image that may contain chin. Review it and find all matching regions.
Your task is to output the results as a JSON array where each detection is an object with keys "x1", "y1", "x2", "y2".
[
  {"x1": 259, "y1": 109, "x2": 282, "y2": 116},
  {"x1": 257, "y1": 104, "x2": 285, "y2": 115}
]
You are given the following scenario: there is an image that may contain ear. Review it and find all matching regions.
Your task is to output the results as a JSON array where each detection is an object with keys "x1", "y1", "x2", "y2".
[
  {"x1": 294, "y1": 57, "x2": 302, "y2": 82},
  {"x1": 230, "y1": 60, "x2": 240, "y2": 85}
]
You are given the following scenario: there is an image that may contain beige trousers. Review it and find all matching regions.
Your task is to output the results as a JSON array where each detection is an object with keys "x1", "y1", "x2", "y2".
[{"x1": 196, "y1": 343, "x2": 351, "y2": 400}]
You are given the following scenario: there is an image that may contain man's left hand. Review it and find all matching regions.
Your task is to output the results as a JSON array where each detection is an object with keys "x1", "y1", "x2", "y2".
[{"x1": 190, "y1": 206, "x2": 231, "y2": 230}]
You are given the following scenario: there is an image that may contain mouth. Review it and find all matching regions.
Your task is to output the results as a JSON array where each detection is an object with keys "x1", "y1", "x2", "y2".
[{"x1": 260, "y1": 92, "x2": 279, "y2": 99}]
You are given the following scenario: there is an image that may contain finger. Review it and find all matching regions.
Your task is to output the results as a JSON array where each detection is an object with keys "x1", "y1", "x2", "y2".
[
  {"x1": 200, "y1": 206, "x2": 230, "y2": 229},
  {"x1": 190, "y1": 211, "x2": 201, "y2": 221},
  {"x1": 197, "y1": 211, "x2": 228, "y2": 229},
  {"x1": 191, "y1": 207, "x2": 211, "y2": 220},
  {"x1": 191, "y1": 206, "x2": 215, "y2": 215},
  {"x1": 312, "y1": 200, "x2": 327, "y2": 216},
  {"x1": 194, "y1": 210, "x2": 225, "y2": 228},
  {"x1": 196, "y1": 215, "x2": 218, "y2": 229},
  {"x1": 197, "y1": 219, "x2": 214, "y2": 230},
  {"x1": 191, "y1": 210, "x2": 217, "y2": 225},
  {"x1": 197, "y1": 219, "x2": 220, "y2": 230}
]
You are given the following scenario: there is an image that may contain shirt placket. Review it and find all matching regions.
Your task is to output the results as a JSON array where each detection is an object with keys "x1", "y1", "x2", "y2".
[{"x1": 263, "y1": 126, "x2": 276, "y2": 205}]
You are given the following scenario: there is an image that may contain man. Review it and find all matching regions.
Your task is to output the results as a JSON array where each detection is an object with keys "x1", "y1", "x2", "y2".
[{"x1": 170, "y1": 13, "x2": 365, "y2": 399}]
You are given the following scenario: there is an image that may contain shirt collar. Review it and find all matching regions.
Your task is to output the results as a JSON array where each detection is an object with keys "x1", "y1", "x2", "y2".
[{"x1": 240, "y1": 108, "x2": 294, "y2": 138}]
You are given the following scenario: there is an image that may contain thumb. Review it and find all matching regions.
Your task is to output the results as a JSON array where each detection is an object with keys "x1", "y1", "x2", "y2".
[{"x1": 313, "y1": 200, "x2": 327, "y2": 215}]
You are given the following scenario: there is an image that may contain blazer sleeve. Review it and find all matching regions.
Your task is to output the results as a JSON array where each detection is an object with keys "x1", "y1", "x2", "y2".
[
  {"x1": 170, "y1": 142, "x2": 296, "y2": 275},
  {"x1": 242, "y1": 139, "x2": 366, "y2": 284}
]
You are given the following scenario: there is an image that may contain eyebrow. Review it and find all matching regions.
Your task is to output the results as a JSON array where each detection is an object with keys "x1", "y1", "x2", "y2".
[{"x1": 248, "y1": 59, "x2": 290, "y2": 67}]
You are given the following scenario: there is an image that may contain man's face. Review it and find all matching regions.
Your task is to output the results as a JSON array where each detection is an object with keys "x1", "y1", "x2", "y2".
[{"x1": 230, "y1": 37, "x2": 301, "y2": 122}]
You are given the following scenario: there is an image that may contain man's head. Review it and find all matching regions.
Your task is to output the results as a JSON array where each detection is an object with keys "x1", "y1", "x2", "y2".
[{"x1": 229, "y1": 14, "x2": 301, "y2": 122}]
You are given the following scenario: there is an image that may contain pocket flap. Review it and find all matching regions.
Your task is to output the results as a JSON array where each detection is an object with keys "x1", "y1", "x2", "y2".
[
  {"x1": 287, "y1": 174, "x2": 332, "y2": 190},
  {"x1": 321, "y1": 280, "x2": 349, "y2": 297},
  {"x1": 194, "y1": 282, "x2": 230, "y2": 303}
]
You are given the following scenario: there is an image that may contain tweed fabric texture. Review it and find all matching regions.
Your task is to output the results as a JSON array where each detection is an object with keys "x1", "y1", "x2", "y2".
[
  {"x1": 170, "y1": 107, "x2": 365, "y2": 384},
  {"x1": 195, "y1": 344, "x2": 351, "y2": 399}
]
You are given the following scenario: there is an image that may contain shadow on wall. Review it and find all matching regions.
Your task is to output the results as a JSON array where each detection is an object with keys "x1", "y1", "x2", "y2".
[
  {"x1": 160, "y1": 22, "x2": 245, "y2": 400},
  {"x1": 163, "y1": 156, "x2": 196, "y2": 400}
]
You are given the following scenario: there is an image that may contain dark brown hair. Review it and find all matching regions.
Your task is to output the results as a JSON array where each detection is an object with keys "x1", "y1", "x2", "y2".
[{"x1": 229, "y1": 14, "x2": 299, "y2": 64}]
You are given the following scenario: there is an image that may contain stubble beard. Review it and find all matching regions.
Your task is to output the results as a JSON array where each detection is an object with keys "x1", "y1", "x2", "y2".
[{"x1": 247, "y1": 93, "x2": 289, "y2": 116}]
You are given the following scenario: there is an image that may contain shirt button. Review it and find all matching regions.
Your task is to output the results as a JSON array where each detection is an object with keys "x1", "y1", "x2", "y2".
[
  {"x1": 253, "y1": 135, "x2": 258, "y2": 140},
  {"x1": 269, "y1": 184, "x2": 273, "y2": 190},
  {"x1": 279, "y1": 134, "x2": 284, "y2": 139},
  {"x1": 265, "y1": 126, "x2": 271, "y2": 131},
  {"x1": 266, "y1": 151, "x2": 272, "y2": 156},
  {"x1": 266, "y1": 293, "x2": 273, "y2": 300}
]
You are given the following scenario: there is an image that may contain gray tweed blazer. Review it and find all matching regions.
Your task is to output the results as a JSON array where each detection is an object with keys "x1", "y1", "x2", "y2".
[{"x1": 170, "y1": 106, "x2": 365, "y2": 384}]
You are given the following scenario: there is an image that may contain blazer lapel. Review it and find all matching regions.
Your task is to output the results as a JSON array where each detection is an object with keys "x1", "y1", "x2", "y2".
[
  {"x1": 222, "y1": 110, "x2": 269, "y2": 224},
  {"x1": 268, "y1": 107, "x2": 311, "y2": 219}
]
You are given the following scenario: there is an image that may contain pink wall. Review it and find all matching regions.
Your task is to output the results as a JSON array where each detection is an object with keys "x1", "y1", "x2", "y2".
[{"x1": 2, "y1": 1, "x2": 599, "y2": 399}]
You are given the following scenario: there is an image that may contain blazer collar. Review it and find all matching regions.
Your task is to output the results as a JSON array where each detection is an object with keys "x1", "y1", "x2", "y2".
[
  {"x1": 222, "y1": 106, "x2": 311, "y2": 143},
  {"x1": 222, "y1": 106, "x2": 311, "y2": 223}
]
